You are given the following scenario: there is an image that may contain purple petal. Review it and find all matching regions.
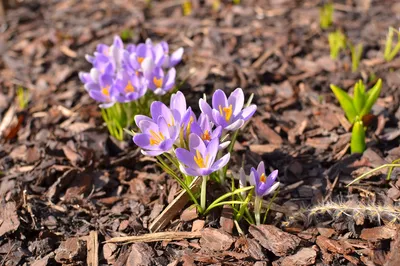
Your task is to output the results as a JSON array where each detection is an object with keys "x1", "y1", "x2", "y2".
[
  {"x1": 262, "y1": 182, "x2": 280, "y2": 197},
  {"x1": 210, "y1": 153, "x2": 230, "y2": 172},
  {"x1": 170, "y1": 91, "x2": 186, "y2": 118},
  {"x1": 249, "y1": 171, "x2": 256, "y2": 186},
  {"x1": 169, "y1": 47, "x2": 184, "y2": 67},
  {"x1": 176, "y1": 148, "x2": 198, "y2": 169},
  {"x1": 228, "y1": 88, "x2": 244, "y2": 116},
  {"x1": 141, "y1": 149, "x2": 164, "y2": 156},
  {"x1": 180, "y1": 166, "x2": 201, "y2": 177},
  {"x1": 159, "y1": 139, "x2": 174, "y2": 152},
  {"x1": 206, "y1": 137, "x2": 219, "y2": 166},
  {"x1": 133, "y1": 133, "x2": 151, "y2": 149},
  {"x1": 199, "y1": 99, "x2": 214, "y2": 122},
  {"x1": 135, "y1": 115, "x2": 153, "y2": 127},
  {"x1": 257, "y1": 161, "x2": 265, "y2": 177},
  {"x1": 212, "y1": 110, "x2": 228, "y2": 128},
  {"x1": 240, "y1": 104, "x2": 257, "y2": 121},
  {"x1": 212, "y1": 89, "x2": 228, "y2": 110},
  {"x1": 153, "y1": 43, "x2": 165, "y2": 66},
  {"x1": 224, "y1": 119, "x2": 244, "y2": 131},
  {"x1": 89, "y1": 90, "x2": 108, "y2": 102},
  {"x1": 157, "y1": 116, "x2": 171, "y2": 139},
  {"x1": 163, "y1": 68, "x2": 176, "y2": 91},
  {"x1": 189, "y1": 133, "x2": 206, "y2": 156}
]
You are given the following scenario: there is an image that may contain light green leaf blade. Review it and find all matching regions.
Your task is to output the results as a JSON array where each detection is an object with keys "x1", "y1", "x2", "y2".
[
  {"x1": 360, "y1": 79, "x2": 382, "y2": 117},
  {"x1": 351, "y1": 120, "x2": 366, "y2": 154},
  {"x1": 353, "y1": 80, "x2": 365, "y2": 114},
  {"x1": 330, "y1": 84, "x2": 358, "y2": 124}
]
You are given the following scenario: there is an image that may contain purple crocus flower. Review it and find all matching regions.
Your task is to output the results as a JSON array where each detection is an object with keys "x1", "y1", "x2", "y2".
[
  {"x1": 113, "y1": 71, "x2": 147, "y2": 102},
  {"x1": 147, "y1": 67, "x2": 176, "y2": 95},
  {"x1": 199, "y1": 88, "x2": 257, "y2": 131},
  {"x1": 249, "y1": 161, "x2": 279, "y2": 197},
  {"x1": 85, "y1": 74, "x2": 116, "y2": 108},
  {"x1": 158, "y1": 41, "x2": 184, "y2": 68},
  {"x1": 123, "y1": 41, "x2": 154, "y2": 75},
  {"x1": 133, "y1": 101, "x2": 181, "y2": 156},
  {"x1": 175, "y1": 134, "x2": 230, "y2": 176}
]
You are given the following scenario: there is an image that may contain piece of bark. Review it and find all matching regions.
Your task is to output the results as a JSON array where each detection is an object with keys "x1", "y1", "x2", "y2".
[
  {"x1": 219, "y1": 205, "x2": 234, "y2": 234},
  {"x1": 253, "y1": 117, "x2": 283, "y2": 144},
  {"x1": 192, "y1": 220, "x2": 205, "y2": 232},
  {"x1": 385, "y1": 226, "x2": 400, "y2": 266},
  {"x1": 360, "y1": 226, "x2": 397, "y2": 241},
  {"x1": 272, "y1": 247, "x2": 317, "y2": 266},
  {"x1": 317, "y1": 227, "x2": 335, "y2": 238},
  {"x1": 180, "y1": 206, "x2": 198, "y2": 222},
  {"x1": 0, "y1": 201, "x2": 20, "y2": 237},
  {"x1": 55, "y1": 237, "x2": 86, "y2": 264},
  {"x1": 200, "y1": 228, "x2": 235, "y2": 251},
  {"x1": 249, "y1": 224, "x2": 301, "y2": 256},
  {"x1": 250, "y1": 144, "x2": 281, "y2": 154},
  {"x1": 126, "y1": 243, "x2": 155, "y2": 266}
]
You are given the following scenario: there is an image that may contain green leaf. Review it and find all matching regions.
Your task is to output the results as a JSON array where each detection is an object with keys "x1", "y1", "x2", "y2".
[
  {"x1": 360, "y1": 79, "x2": 382, "y2": 117},
  {"x1": 351, "y1": 120, "x2": 366, "y2": 154},
  {"x1": 330, "y1": 84, "x2": 357, "y2": 124},
  {"x1": 353, "y1": 80, "x2": 365, "y2": 114}
]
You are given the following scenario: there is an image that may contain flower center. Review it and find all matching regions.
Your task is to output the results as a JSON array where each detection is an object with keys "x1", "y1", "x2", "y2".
[
  {"x1": 153, "y1": 77, "x2": 163, "y2": 88},
  {"x1": 101, "y1": 86, "x2": 110, "y2": 97},
  {"x1": 194, "y1": 150, "x2": 209, "y2": 169},
  {"x1": 259, "y1": 173, "x2": 266, "y2": 183},
  {"x1": 201, "y1": 130, "x2": 211, "y2": 141},
  {"x1": 137, "y1": 57, "x2": 144, "y2": 64},
  {"x1": 219, "y1": 104, "x2": 233, "y2": 122},
  {"x1": 149, "y1": 129, "x2": 165, "y2": 145},
  {"x1": 124, "y1": 81, "x2": 135, "y2": 93}
]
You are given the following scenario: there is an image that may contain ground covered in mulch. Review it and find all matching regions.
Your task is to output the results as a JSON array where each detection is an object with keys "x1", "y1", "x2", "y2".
[{"x1": 1, "y1": 0, "x2": 400, "y2": 265}]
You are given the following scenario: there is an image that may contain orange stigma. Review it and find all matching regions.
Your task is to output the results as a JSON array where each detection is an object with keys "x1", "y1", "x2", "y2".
[
  {"x1": 201, "y1": 130, "x2": 211, "y2": 141},
  {"x1": 124, "y1": 81, "x2": 135, "y2": 93},
  {"x1": 194, "y1": 150, "x2": 210, "y2": 168},
  {"x1": 137, "y1": 57, "x2": 144, "y2": 64},
  {"x1": 219, "y1": 104, "x2": 233, "y2": 122},
  {"x1": 149, "y1": 130, "x2": 165, "y2": 145},
  {"x1": 259, "y1": 173, "x2": 266, "y2": 183},
  {"x1": 153, "y1": 77, "x2": 163, "y2": 88},
  {"x1": 101, "y1": 86, "x2": 110, "y2": 97}
]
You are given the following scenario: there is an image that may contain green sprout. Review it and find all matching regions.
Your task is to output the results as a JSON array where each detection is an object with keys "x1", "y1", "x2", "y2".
[
  {"x1": 384, "y1": 27, "x2": 400, "y2": 62},
  {"x1": 330, "y1": 79, "x2": 382, "y2": 154},
  {"x1": 320, "y1": 2, "x2": 334, "y2": 30},
  {"x1": 212, "y1": 0, "x2": 221, "y2": 11},
  {"x1": 232, "y1": 0, "x2": 240, "y2": 4},
  {"x1": 17, "y1": 87, "x2": 29, "y2": 110},
  {"x1": 182, "y1": 0, "x2": 192, "y2": 16},
  {"x1": 349, "y1": 42, "x2": 363, "y2": 72},
  {"x1": 328, "y1": 30, "x2": 346, "y2": 59},
  {"x1": 120, "y1": 29, "x2": 133, "y2": 42}
]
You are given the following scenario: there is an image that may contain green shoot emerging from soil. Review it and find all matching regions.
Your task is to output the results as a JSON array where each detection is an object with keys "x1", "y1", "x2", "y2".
[
  {"x1": 17, "y1": 87, "x2": 29, "y2": 110},
  {"x1": 320, "y1": 2, "x2": 334, "y2": 30},
  {"x1": 328, "y1": 30, "x2": 346, "y2": 59},
  {"x1": 349, "y1": 42, "x2": 363, "y2": 72},
  {"x1": 330, "y1": 79, "x2": 382, "y2": 154},
  {"x1": 384, "y1": 27, "x2": 400, "y2": 62}
]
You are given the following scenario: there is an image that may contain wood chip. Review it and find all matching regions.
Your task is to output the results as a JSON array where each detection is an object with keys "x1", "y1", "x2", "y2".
[
  {"x1": 87, "y1": 231, "x2": 98, "y2": 266},
  {"x1": 249, "y1": 224, "x2": 301, "y2": 256},
  {"x1": 0, "y1": 201, "x2": 20, "y2": 237},
  {"x1": 200, "y1": 228, "x2": 235, "y2": 251},
  {"x1": 360, "y1": 225, "x2": 397, "y2": 241},
  {"x1": 272, "y1": 247, "x2": 317, "y2": 266}
]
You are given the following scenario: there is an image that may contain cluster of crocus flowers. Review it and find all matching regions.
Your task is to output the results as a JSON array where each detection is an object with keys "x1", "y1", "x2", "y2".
[
  {"x1": 239, "y1": 161, "x2": 279, "y2": 225},
  {"x1": 133, "y1": 88, "x2": 256, "y2": 211},
  {"x1": 79, "y1": 36, "x2": 183, "y2": 108}
]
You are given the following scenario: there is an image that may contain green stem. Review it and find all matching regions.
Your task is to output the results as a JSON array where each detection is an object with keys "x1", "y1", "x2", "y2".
[
  {"x1": 347, "y1": 163, "x2": 400, "y2": 186},
  {"x1": 254, "y1": 196, "x2": 262, "y2": 225},
  {"x1": 201, "y1": 175, "x2": 207, "y2": 212}
]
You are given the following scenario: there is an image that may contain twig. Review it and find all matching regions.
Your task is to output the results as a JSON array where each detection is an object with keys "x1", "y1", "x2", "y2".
[{"x1": 104, "y1": 231, "x2": 202, "y2": 244}]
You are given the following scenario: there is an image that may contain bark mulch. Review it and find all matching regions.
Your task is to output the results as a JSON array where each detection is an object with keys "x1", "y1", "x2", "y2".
[{"x1": 1, "y1": 0, "x2": 400, "y2": 265}]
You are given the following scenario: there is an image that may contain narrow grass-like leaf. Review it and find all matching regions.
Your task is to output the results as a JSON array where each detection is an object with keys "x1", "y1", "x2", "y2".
[
  {"x1": 330, "y1": 84, "x2": 357, "y2": 124},
  {"x1": 353, "y1": 81, "x2": 365, "y2": 114},
  {"x1": 360, "y1": 78, "x2": 382, "y2": 117},
  {"x1": 350, "y1": 120, "x2": 366, "y2": 154}
]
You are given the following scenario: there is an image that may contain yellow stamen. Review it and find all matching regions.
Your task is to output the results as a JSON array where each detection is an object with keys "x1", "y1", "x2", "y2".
[
  {"x1": 153, "y1": 77, "x2": 163, "y2": 88},
  {"x1": 135, "y1": 71, "x2": 140, "y2": 76},
  {"x1": 124, "y1": 81, "x2": 135, "y2": 93},
  {"x1": 194, "y1": 150, "x2": 209, "y2": 168},
  {"x1": 186, "y1": 116, "x2": 194, "y2": 133},
  {"x1": 201, "y1": 130, "x2": 211, "y2": 141},
  {"x1": 219, "y1": 104, "x2": 233, "y2": 122},
  {"x1": 101, "y1": 86, "x2": 110, "y2": 97},
  {"x1": 259, "y1": 173, "x2": 266, "y2": 183},
  {"x1": 168, "y1": 115, "x2": 175, "y2": 127},
  {"x1": 137, "y1": 57, "x2": 144, "y2": 64},
  {"x1": 149, "y1": 129, "x2": 165, "y2": 145}
]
